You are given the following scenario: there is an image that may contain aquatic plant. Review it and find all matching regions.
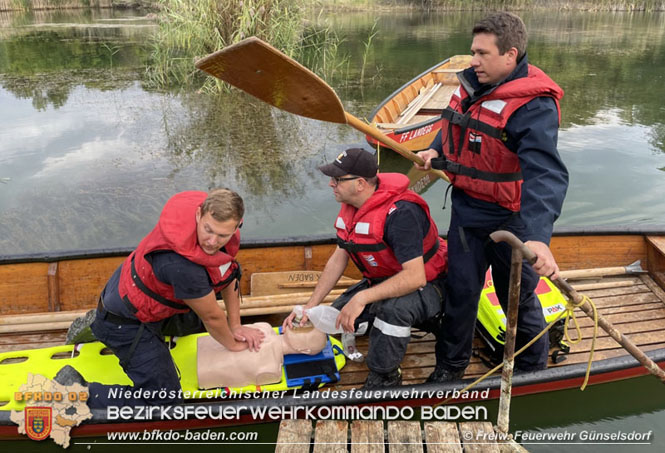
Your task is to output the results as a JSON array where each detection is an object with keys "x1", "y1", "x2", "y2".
[{"x1": 146, "y1": 0, "x2": 348, "y2": 92}]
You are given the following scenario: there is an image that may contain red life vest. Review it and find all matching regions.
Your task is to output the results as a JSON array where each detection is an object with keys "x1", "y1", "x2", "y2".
[
  {"x1": 435, "y1": 65, "x2": 563, "y2": 211},
  {"x1": 334, "y1": 173, "x2": 447, "y2": 282},
  {"x1": 118, "y1": 191, "x2": 241, "y2": 323}
]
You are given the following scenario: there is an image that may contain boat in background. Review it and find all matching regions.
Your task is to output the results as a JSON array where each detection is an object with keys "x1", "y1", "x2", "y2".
[{"x1": 366, "y1": 55, "x2": 471, "y2": 152}]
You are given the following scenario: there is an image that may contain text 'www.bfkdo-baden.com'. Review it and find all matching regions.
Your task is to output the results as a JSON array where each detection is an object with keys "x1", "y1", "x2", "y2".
[{"x1": 101, "y1": 429, "x2": 259, "y2": 443}]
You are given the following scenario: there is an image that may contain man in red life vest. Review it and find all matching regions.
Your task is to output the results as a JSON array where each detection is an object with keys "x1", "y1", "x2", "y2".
[
  {"x1": 56, "y1": 189, "x2": 264, "y2": 407},
  {"x1": 284, "y1": 148, "x2": 448, "y2": 389},
  {"x1": 416, "y1": 12, "x2": 568, "y2": 381}
]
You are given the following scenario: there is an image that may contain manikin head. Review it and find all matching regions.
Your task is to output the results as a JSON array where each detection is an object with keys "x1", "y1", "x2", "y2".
[{"x1": 282, "y1": 324, "x2": 327, "y2": 355}]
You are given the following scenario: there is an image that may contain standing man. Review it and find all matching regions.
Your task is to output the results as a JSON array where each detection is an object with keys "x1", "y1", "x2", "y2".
[
  {"x1": 416, "y1": 12, "x2": 568, "y2": 381},
  {"x1": 284, "y1": 148, "x2": 448, "y2": 389},
  {"x1": 57, "y1": 189, "x2": 264, "y2": 407}
]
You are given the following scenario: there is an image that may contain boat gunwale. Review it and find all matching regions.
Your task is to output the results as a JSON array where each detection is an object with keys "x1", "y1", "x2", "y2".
[
  {"x1": 1, "y1": 226, "x2": 664, "y2": 265},
  {"x1": 392, "y1": 114, "x2": 441, "y2": 135}
]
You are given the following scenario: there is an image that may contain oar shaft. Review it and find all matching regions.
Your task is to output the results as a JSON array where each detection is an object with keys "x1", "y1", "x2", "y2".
[
  {"x1": 559, "y1": 266, "x2": 637, "y2": 280},
  {"x1": 345, "y1": 113, "x2": 450, "y2": 182}
]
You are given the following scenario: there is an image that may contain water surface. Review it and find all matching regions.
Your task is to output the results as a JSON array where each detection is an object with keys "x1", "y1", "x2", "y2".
[{"x1": 1, "y1": 8, "x2": 664, "y2": 452}]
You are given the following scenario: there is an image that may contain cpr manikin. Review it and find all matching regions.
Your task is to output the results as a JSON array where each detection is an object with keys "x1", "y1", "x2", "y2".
[{"x1": 197, "y1": 322, "x2": 327, "y2": 389}]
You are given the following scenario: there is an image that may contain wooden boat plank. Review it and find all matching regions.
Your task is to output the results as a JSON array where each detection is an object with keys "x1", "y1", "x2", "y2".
[
  {"x1": 344, "y1": 328, "x2": 665, "y2": 383},
  {"x1": 574, "y1": 306, "x2": 665, "y2": 327},
  {"x1": 640, "y1": 274, "x2": 665, "y2": 304},
  {"x1": 341, "y1": 340, "x2": 665, "y2": 389},
  {"x1": 575, "y1": 285, "x2": 652, "y2": 299},
  {"x1": 57, "y1": 257, "x2": 124, "y2": 311},
  {"x1": 551, "y1": 235, "x2": 648, "y2": 271},
  {"x1": 351, "y1": 420, "x2": 384, "y2": 453},
  {"x1": 422, "y1": 84, "x2": 458, "y2": 110},
  {"x1": 313, "y1": 420, "x2": 348, "y2": 453},
  {"x1": 653, "y1": 272, "x2": 665, "y2": 294},
  {"x1": 554, "y1": 329, "x2": 665, "y2": 356},
  {"x1": 0, "y1": 331, "x2": 66, "y2": 348},
  {"x1": 276, "y1": 419, "x2": 313, "y2": 453},
  {"x1": 577, "y1": 291, "x2": 660, "y2": 309},
  {"x1": 646, "y1": 235, "x2": 665, "y2": 268},
  {"x1": 338, "y1": 310, "x2": 665, "y2": 387},
  {"x1": 405, "y1": 114, "x2": 439, "y2": 125},
  {"x1": 560, "y1": 343, "x2": 665, "y2": 364},
  {"x1": 386, "y1": 421, "x2": 423, "y2": 453},
  {"x1": 0, "y1": 263, "x2": 50, "y2": 315}
]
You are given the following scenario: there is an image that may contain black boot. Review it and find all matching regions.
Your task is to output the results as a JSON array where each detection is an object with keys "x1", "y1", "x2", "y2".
[
  {"x1": 362, "y1": 369, "x2": 402, "y2": 390},
  {"x1": 426, "y1": 365, "x2": 465, "y2": 383},
  {"x1": 65, "y1": 309, "x2": 98, "y2": 344},
  {"x1": 54, "y1": 365, "x2": 88, "y2": 387}
]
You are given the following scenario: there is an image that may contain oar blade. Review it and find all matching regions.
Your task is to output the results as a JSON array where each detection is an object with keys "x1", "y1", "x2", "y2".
[{"x1": 196, "y1": 37, "x2": 347, "y2": 124}]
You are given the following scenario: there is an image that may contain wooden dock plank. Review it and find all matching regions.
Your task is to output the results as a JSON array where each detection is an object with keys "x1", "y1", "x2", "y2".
[
  {"x1": 351, "y1": 420, "x2": 385, "y2": 453},
  {"x1": 459, "y1": 422, "x2": 499, "y2": 453},
  {"x1": 276, "y1": 419, "x2": 313, "y2": 453},
  {"x1": 423, "y1": 422, "x2": 462, "y2": 453},
  {"x1": 313, "y1": 420, "x2": 348, "y2": 453},
  {"x1": 386, "y1": 421, "x2": 423, "y2": 453}
]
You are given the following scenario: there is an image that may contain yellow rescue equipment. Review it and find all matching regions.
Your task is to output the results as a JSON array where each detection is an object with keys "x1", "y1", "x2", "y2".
[
  {"x1": 475, "y1": 268, "x2": 569, "y2": 365},
  {"x1": 0, "y1": 330, "x2": 345, "y2": 412}
]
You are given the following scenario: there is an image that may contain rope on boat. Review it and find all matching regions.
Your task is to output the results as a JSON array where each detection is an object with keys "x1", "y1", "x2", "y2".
[
  {"x1": 562, "y1": 293, "x2": 598, "y2": 390},
  {"x1": 433, "y1": 291, "x2": 600, "y2": 406}
]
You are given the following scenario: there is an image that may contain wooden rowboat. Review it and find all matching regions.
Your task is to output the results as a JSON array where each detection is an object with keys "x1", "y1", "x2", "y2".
[
  {"x1": 366, "y1": 55, "x2": 471, "y2": 152},
  {"x1": 1, "y1": 227, "x2": 665, "y2": 439}
]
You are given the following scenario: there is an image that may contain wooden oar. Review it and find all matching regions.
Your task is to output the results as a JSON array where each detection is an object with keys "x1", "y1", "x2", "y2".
[
  {"x1": 490, "y1": 230, "x2": 665, "y2": 383},
  {"x1": 195, "y1": 37, "x2": 449, "y2": 182},
  {"x1": 557, "y1": 261, "x2": 644, "y2": 280},
  {"x1": 0, "y1": 290, "x2": 346, "y2": 334}
]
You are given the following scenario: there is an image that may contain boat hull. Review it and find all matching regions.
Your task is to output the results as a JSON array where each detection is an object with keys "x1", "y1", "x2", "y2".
[
  {"x1": 1, "y1": 348, "x2": 663, "y2": 439},
  {"x1": 1, "y1": 227, "x2": 665, "y2": 439}
]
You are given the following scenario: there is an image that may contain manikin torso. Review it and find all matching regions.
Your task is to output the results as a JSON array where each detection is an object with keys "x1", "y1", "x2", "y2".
[{"x1": 197, "y1": 322, "x2": 328, "y2": 389}]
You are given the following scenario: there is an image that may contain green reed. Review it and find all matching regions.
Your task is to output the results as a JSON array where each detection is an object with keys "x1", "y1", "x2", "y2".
[
  {"x1": 317, "y1": 0, "x2": 664, "y2": 11},
  {"x1": 146, "y1": 0, "x2": 348, "y2": 92},
  {"x1": 359, "y1": 19, "x2": 378, "y2": 85}
]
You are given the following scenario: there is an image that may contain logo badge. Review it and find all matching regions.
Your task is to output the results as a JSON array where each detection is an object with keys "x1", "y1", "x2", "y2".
[
  {"x1": 25, "y1": 407, "x2": 52, "y2": 441},
  {"x1": 363, "y1": 255, "x2": 378, "y2": 267}
]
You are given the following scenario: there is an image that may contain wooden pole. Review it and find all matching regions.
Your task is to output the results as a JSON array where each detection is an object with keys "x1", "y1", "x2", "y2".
[{"x1": 496, "y1": 247, "x2": 522, "y2": 434}]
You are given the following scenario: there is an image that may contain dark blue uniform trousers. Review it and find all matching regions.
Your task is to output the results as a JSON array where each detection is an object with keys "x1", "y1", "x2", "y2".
[
  {"x1": 436, "y1": 212, "x2": 549, "y2": 373},
  {"x1": 333, "y1": 279, "x2": 444, "y2": 374},
  {"x1": 87, "y1": 307, "x2": 183, "y2": 409}
]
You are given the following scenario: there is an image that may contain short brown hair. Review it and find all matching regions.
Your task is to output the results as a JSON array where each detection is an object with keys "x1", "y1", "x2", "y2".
[
  {"x1": 473, "y1": 12, "x2": 527, "y2": 60},
  {"x1": 200, "y1": 188, "x2": 244, "y2": 222}
]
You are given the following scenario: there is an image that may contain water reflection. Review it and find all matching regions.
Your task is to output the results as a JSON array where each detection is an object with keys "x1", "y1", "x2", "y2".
[
  {"x1": 1, "y1": 8, "x2": 664, "y2": 449},
  {"x1": 0, "y1": 9, "x2": 665, "y2": 256}
]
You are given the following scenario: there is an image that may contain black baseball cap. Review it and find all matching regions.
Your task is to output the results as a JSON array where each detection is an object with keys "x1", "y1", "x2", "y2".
[{"x1": 318, "y1": 148, "x2": 378, "y2": 178}]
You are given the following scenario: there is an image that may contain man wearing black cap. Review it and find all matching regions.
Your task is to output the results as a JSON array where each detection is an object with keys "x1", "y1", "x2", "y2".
[{"x1": 284, "y1": 148, "x2": 448, "y2": 389}]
